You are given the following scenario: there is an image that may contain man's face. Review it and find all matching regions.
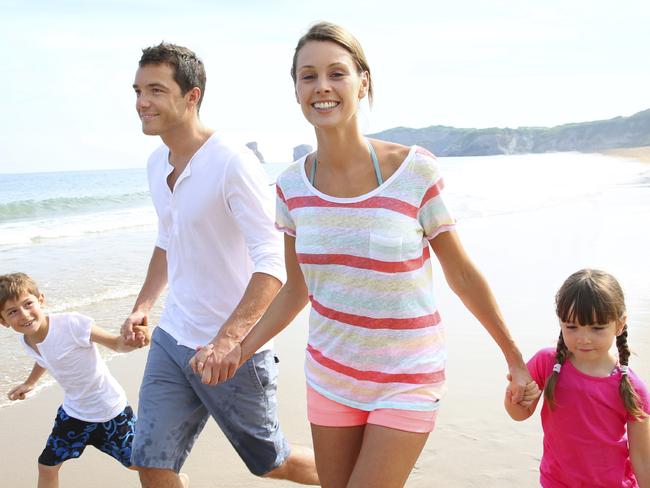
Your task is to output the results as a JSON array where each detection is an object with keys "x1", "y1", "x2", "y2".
[{"x1": 133, "y1": 63, "x2": 189, "y2": 136}]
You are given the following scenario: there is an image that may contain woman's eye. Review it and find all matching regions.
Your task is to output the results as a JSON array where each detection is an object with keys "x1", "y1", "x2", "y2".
[{"x1": 301, "y1": 74, "x2": 315, "y2": 80}]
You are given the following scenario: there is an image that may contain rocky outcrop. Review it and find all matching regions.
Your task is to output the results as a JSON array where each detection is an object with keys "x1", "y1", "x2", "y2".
[
  {"x1": 293, "y1": 144, "x2": 313, "y2": 161},
  {"x1": 246, "y1": 142, "x2": 265, "y2": 164},
  {"x1": 368, "y1": 109, "x2": 650, "y2": 156}
]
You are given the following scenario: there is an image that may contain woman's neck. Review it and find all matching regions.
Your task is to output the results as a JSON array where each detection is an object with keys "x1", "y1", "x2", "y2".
[{"x1": 314, "y1": 127, "x2": 368, "y2": 172}]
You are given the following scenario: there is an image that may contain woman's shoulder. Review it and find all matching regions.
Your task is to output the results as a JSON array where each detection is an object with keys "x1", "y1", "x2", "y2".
[
  {"x1": 277, "y1": 158, "x2": 307, "y2": 189},
  {"x1": 370, "y1": 139, "x2": 411, "y2": 170}
]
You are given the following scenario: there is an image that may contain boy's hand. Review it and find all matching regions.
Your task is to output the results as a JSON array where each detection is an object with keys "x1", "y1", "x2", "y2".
[
  {"x1": 8, "y1": 382, "x2": 34, "y2": 401},
  {"x1": 132, "y1": 325, "x2": 151, "y2": 348}
]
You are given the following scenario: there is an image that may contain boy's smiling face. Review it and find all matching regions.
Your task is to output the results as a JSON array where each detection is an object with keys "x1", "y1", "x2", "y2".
[{"x1": 0, "y1": 292, "x2": 47, "y2": 338}]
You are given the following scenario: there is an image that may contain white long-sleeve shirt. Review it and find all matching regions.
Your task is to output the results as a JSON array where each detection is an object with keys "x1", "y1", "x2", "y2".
[{"x1": 147, "y1": 133, "x2": 285, "y2": 349}]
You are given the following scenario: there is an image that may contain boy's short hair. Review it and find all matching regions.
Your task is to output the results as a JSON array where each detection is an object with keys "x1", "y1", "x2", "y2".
[
  {"x1": 139, "y1": 42, "x2": 206, "y2": 112},
  {"x1": 0, "y1": 273, "x2": 41, "y2": 311}
]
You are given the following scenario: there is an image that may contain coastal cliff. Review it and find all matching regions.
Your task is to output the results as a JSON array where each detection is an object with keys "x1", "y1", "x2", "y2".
[{"x1": 368, "y1": 109, "x2": 650, "y2": 156}]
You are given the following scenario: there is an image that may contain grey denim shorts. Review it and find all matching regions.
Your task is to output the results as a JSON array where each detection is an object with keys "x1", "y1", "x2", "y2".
[{"x1": 132, "y1": 327, "x2": 290, "y2": 475}]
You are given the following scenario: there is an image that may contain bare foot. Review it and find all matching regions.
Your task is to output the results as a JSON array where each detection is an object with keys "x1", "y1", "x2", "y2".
[{"x1": 179, "y1": 472, "x2": 190, "y2": 487}]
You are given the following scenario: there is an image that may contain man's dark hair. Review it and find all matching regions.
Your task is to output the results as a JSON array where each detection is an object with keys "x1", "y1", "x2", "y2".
[{"x1": 140, "y1": 42, "x2": 206, "y2": 112}]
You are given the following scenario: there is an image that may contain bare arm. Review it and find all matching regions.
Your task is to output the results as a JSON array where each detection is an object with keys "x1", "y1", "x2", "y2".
[
  {"x1": 504, "y1": 385, "x2": 541, "y2": 420},
  {"x1": 429, "y1": 230, "x2": 531, "y2": 403},
  {"x1": 7, "y1": 363, "x2": 47, "y2": 400},
  {"x1": 240, "y1": 234, "x2": 309, "y2": 362},
  {"x1": 91, "y1": 323, "x2": 150, "y2": 353},
  {"x1": 191, "y1": 234, "x2": 309, "y2": 383},
  {"x1": 629, "y1": 417, "x2": 650, "y2": 487},
  {"x1": 121, "y1": 246, "x2": 168, "y2": 341}
]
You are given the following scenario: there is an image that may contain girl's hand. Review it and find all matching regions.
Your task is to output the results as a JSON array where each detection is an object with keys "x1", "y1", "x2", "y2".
[
  {"x1": 7, "y1": 382, "x2": 34, "y2": 401},
  {"x1": 506, "y1": 363, "x2": 533, "y2": 405},
  {"x1": 506, "y1": 373, "x2": 541, "y2": 407}
]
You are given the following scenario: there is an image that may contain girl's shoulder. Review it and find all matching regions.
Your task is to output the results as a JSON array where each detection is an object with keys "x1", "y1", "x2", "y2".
[{"x1": 527, "y1": 347, "x2": 557, "y2": 382}]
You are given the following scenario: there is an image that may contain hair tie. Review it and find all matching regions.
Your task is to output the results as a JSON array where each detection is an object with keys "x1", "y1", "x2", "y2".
[
  {"x1": 620, "y1": 365, "x2": 629, "y2": 376},
  {"x1": 552, "y1": 363, "x2": 562, "y2": 373}
]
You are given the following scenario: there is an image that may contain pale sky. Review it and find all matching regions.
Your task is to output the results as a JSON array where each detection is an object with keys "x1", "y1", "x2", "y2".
[{"x1": 1, "y1": 0, "x2": 648, "y2": 173}]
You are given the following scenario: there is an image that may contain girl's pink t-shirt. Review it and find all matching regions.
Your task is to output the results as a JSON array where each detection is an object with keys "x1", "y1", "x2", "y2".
[{"x1": 528, "y1": 348, "x2": 649, "y2": 488}]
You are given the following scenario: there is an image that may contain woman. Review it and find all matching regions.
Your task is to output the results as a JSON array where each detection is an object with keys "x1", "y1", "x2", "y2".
[{"x1": 193, "y1": 22, "x2": 535, "y2": 488}]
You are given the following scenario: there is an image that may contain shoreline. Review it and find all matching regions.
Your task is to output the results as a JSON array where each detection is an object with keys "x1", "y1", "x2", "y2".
[{"x1": 2, "y1": 151, "x2": 649, "y2": 486}]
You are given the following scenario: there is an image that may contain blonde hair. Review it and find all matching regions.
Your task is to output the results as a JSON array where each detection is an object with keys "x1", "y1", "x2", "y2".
[
  {"x1": 544, "y1": 269, "x2": 647, "y2": 419},
  {"x1": 291, "y1": 21, "x2": 374, "y2": 105},
  {"x1": 0, "y1": 273, "x2": 41, "y2": 313}
]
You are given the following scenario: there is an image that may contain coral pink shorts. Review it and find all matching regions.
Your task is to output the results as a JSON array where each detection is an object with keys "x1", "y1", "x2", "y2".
[{"x1": 306, "y1": 385, "x2": 438, "y2": 433}]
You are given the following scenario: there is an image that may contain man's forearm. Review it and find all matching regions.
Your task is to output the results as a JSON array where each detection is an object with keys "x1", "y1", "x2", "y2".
[
  {"x1": 133, "y1": 246, "x2": 168, "y2": 313},
  {"x1": 214, "y1": 272, "x2": 282, "y2": 343}
]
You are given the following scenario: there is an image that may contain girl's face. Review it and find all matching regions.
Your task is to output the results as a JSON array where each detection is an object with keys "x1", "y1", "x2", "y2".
[
  {"x1": 294, "y1": 40, "x2": 369, "y2": 131},
  {"x1": 560, "y1": 317, "x2": 626, "y2": 365}
]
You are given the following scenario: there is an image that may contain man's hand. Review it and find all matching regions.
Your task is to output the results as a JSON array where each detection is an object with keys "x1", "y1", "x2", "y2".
[
  {"x1": 121, "y1": 311, "x2": 148, "y2": 348},
  {"x1": 189, "y1": 336, "x2": 242, "y2": 385}
]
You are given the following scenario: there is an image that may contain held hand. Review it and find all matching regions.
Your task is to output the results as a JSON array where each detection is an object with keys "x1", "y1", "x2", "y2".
[
  {"x1": 121, "y1": 311, "x2": 148, "y2": 347},
  {"x1": 132, "y1": 325, "x2": 151, "y2": 348},
  {"x1": 189, "y1": 337, "x2": 242, "y2": 386},
  {"x1": 506, "y1": 373, "x2": 541, "y2": 408},
  {"x1": 189, "y1": 344, "x2": 214, "y2": 376},
  {"x1": 506, "y1": 363, "x2": 533, "y2": 405},
  {"x1": 8, "y1": 382, "x2": 34, "y2": 401}
]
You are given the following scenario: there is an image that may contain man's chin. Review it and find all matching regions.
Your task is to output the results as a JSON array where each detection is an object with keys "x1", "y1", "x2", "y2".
[{"x1": 142, "y1": 125, "x2": 160, "y2": 136}]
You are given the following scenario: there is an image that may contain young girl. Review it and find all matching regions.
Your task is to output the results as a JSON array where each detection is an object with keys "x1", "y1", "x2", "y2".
[
  {"x1": 505, "y1": 269, "x2": 650, "y2": 487},
  {"x1": 192, "y1": 21, "x2": 533, "y2": 487}
]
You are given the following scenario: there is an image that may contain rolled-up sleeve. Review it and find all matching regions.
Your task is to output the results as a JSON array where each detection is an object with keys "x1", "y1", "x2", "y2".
[{"x1": 225, "y1": 152, "x2": 286, "y2": 284}]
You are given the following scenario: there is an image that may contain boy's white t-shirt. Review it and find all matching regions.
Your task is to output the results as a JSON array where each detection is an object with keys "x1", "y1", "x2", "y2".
[{"x1": 20, "y1": 312, "x2": 127, "y2": 422}]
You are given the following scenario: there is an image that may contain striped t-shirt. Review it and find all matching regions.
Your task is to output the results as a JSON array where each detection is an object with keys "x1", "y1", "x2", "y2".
[{"x1": 276, "y1": 146, "x2": 455, "y2": 411}]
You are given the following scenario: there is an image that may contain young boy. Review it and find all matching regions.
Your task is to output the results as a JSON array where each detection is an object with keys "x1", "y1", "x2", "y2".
[{"x1": 1, "y1": 272, "x2": 149, "y2": 488}]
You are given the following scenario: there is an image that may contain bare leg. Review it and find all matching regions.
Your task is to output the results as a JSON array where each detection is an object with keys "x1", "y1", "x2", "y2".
[
  {"x1": 263, "y1": 443, "x2": 320, "y2": 485},
  {"x1": 310, "y1": 425, "x2": 366, "y2": 488},
  {"x1": 348, "y1": 424, "x2": 429, "y2": 488},
  {"x1": 37, "y1": 463, "x2": 62, "y2": 488},
  {"x1": 138, "y1": 467, "x2": 186, "y2": 488}
]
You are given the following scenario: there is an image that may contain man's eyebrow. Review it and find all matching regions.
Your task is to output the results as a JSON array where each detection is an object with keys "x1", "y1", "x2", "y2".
[{"x1": 132, "y1": 82, "x2": 168, "y2": 89}]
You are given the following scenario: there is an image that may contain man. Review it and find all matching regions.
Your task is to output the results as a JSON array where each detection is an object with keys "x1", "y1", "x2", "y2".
[{"x1": 123, "y1": 42, "x2": 318, "y2": 488}]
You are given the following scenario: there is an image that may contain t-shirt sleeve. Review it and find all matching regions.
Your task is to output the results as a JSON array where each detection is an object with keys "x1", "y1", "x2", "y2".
[
  {"x1": 155, "y1": 219, "x2": 169, "y2": 251},
  {"x1": 416, "y1": 149, "x2": 456, "y2": 240},
  {"x1": 629, "y1": 373, "x2": 650, "y2": 421},
  {"x1": 67, "y1": 312, "x2": 94, "y2": 348},
  {"x1": 527, "y1": 348, "x2": 554, "y2": 390},
  {"x1": 275, "y1": 181, "x2": 296, "y2": 237}
]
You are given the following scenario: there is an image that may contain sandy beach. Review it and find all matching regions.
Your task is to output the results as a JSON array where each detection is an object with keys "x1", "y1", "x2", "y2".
[
  {"x1": 598, "y1": 146, "x2": 650, "y2": 162},
  {"x1": 2, "y1": 152, "x2": 649, "y2": 487}
]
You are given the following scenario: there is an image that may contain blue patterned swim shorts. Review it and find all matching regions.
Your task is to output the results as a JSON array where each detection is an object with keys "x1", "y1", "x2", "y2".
[{"x1": 38, "y1": 405, "x2": 135, "y2": 467}]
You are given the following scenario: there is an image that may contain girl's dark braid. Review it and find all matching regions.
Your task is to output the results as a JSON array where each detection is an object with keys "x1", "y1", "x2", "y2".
[
  {"x1": 616, "y1": 326, "x2": 647, "y2": 419},
  {"x1": 543, "y1": 331, "x2": 569, "y2": 409}
]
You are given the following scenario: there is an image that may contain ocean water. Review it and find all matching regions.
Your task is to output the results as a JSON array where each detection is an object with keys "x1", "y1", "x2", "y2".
[{"x1": 1, "y1": 153, "x2": 649, "y2": 408}]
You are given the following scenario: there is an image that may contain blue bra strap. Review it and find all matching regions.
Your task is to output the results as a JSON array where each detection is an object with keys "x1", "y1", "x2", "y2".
[
  {"x1": 368, "y1": 141, "x2": 383, "y2": 185},
  {"x1": 311, "y1": 140, "x2": 382, "y2": 186}
]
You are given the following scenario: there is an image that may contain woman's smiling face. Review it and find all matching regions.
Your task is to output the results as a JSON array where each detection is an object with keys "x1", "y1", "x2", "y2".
[{"x1": 294, "y1": 40, "x2": 368, "y2": 130}]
